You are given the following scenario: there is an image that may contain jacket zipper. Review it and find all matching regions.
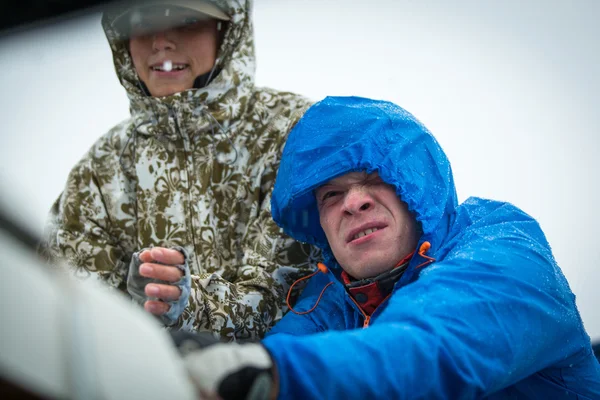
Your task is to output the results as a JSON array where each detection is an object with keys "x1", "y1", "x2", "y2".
[
  {"x1": 347, "y1": 257, "x2": 435, "y2": 328},
  {"x1": 346, "y1": 292, "x2": 392, "y2": 328},
  {"x1": 172, "y1": 109, "x2": 202, "y2": 271}
]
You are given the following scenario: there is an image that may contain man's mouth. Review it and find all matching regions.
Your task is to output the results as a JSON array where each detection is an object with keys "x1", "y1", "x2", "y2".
[
  {"x1": 150, "y1": 62, "x2": 189, "y2": 72},
  {"x1": 352, "y1": 227, "x2": 380, "y2": 241},
  {"x1": 347, "y1": 224, "x2": 387, "y2": 243}
]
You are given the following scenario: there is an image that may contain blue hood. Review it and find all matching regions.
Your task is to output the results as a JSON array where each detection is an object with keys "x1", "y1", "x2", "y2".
[
  {"x1": 266, "y1": 96, "x2": 600, "y2": 399},
  {"x1": 272, "y1": 96, "x2": 458, "y2": 259}
]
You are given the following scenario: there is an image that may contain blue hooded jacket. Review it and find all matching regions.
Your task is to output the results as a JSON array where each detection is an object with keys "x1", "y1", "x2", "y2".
[{"x1": 262, "y1": 96, "x2": 600, "y2": 399}]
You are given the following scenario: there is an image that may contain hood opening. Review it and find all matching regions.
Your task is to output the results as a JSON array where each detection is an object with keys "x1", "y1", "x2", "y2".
[
  {"x1": 101, "y1": 1, "x2": 254, "y2": 102},
  {"x1": 271, "y1": 96, "x2": 459, "y2": 266}
]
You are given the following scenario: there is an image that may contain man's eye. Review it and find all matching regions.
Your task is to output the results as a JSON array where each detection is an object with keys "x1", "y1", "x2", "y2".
[
  {"x1": 130, "y1": 21, "x2": 153, "y2": 36},
  {"x1": 322, "y1": 191, "x2": 341, "y2": 202},
  {"x1": 183, "y1": 17, "x2": 199, "y2": 25},
  {"x1": 367, "y1": 176, "x2": 384, "y2": 185},
  {"x1": 180, "y1": 17, "x2": 200, "y2": 27}
]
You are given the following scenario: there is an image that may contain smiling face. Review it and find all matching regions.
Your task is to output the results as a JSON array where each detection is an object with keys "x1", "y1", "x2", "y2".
[
  {"x1": 128, "y1": 7, "x2": 221, "y2": 97},
  {"x1": 316, "y1": 172, "x2": 420, "y2": 279}
]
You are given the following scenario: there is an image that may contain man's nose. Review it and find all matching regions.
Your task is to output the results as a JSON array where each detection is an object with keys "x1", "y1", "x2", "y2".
[
  {"x1": 342, "y1": 188, "x2": 373, "y2": 215},
  {"x1": 152, "y1": 30, "x2": 176, "y2": 52}
]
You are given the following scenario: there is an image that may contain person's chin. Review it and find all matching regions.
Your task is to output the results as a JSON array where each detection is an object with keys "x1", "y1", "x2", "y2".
[
  {"x1": 151, "y1": 85, "x2": 188, "y2": 97},
  {"x1": 348, "y1": 254, "x2": 395, "y2": 278},
  {"x1": 345, "y1": 261, "x2": 377, "y2": 279}
]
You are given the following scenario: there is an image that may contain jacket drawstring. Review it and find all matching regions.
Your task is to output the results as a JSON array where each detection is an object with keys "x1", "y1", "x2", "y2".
[
  {"x1": 118, "y1": 121, "x2": 144, "y2": 177},
  {"x1": 201, "y1": 108, "x2": 239, "y2": 166},
  {"x1": 415, "y1": 241, "x2": 435, "y2": 269},
  {"x1": 120, "y1": 72, "x2": 161, "y2": 175},
  {"x1": 203, "y1": 55, "x2": 221, "y2": 89},
  {"x1": 286, "y1": 241, "x2": 435, "y2": 317},
  {"x1": 286, "y1": 263, "x2": 332, "y2": 315}
]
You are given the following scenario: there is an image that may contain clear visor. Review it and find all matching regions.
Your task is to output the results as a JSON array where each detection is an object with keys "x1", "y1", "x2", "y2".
[{"x1": 113, "y1": 5, "x2": 217, "y2": 38}]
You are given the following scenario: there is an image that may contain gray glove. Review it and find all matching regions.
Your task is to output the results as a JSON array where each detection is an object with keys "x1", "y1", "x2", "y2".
[
  {"x1": 183, "y1": 341, "x2": 276, "y2": 400},
  {"x1": 126, "y1": 246, "x2": 191, "y2": 326}
]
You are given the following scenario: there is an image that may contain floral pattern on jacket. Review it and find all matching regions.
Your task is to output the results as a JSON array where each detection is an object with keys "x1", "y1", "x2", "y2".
[{"x1": 39, "y1": 0, "x2": 320, "y2": 340}]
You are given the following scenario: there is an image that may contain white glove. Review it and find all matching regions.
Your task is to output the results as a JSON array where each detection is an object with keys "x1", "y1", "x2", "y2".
[{"x1": 183, "y1": 342, "x2": 276, "y2": 400}]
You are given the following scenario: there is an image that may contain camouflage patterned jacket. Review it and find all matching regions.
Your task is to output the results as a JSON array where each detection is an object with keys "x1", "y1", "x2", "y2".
[{"x1": 39, "y1": 0, "x2": 319, "y2": 340}]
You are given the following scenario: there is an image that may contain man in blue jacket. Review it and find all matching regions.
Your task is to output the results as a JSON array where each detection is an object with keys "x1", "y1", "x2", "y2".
[{"x1": 178, "y1": 96, "x2": 600, "y2": 399}]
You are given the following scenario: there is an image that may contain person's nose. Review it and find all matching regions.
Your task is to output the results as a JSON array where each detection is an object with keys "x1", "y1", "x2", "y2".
[
  {"x1": 342, "y1": 187, "x2": 373, "y2": 216},
  {"x1": 152, "y1": 30, "x2": 176, "y2": 52}
]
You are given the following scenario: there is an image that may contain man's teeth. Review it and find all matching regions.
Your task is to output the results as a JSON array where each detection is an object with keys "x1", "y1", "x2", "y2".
[
  {"x1": 151, "y1": 63, "x2": 187, "y2": 71},
  {"x1": 353, "y1": 227, "x2": 379, "y2": 240}
]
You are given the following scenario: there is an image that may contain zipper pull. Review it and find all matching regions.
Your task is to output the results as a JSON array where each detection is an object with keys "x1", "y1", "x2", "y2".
[{"x1": 363, "y1": 316, "x2": 370, "y2": 328}]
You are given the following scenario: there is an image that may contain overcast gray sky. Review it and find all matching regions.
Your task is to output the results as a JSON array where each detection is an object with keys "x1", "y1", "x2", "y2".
[{"x1": 0, "y1": 0, "x2": 598, "y2": 339}]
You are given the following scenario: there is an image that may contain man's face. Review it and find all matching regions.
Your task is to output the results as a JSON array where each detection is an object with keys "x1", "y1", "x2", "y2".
[
  {"x1": 128, "y1": 8, "x2": 220, "y2": 97},
  {"x1": 316, "y1": 172, "x2": 420, "y2": 279}
]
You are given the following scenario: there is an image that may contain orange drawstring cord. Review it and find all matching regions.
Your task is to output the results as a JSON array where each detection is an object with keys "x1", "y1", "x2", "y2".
[
  {"x1": 415, "y1": 241, "x2": 436, "y2": 269},
  {"x1": 286, "y1": 263, "x2": 333, "y2": 315},
  {"x1": 286, "y1": 243, "x2": 434, "y2": 315}
]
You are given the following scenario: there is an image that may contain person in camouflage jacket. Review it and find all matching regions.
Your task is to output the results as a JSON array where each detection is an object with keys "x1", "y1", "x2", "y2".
[{"x1": 39, "y1": 0, "x2": 319, "y2": 340}]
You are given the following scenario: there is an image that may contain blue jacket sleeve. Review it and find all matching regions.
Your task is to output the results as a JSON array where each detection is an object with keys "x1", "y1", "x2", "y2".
[{"x1": 262, "y1": 200, "x2": 596, "y2": 399}]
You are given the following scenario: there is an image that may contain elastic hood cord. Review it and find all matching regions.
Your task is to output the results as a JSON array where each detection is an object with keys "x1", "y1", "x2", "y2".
[
  {"x1": 118, "y1": 74, "x2": 161, "y2": 175},
  {"x1": 286, "y1": 263, "x2": 332, "y2": 315},
  {"x1": 415, "y1": 241, "x2": 435, "y2": 269},
  {"x1": 118, "y1": 123, "x2": 141, "y2": 175},
  {"x1": 194, "y1": 60, "x2": 222, "y2": 89},
  {"x1": 285, "y1": 241, "x2": 435, "y2": 316},
  {"x1": 196, "y1": 19, "x2": 227, "y2": 88},
  {"x1": 202, "y1": 108, "x2": 239, "y2": 165}
]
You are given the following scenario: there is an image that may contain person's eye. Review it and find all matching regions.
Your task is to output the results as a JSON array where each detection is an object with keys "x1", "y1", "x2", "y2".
[
  {"x1": 367, "y1": 176, "x2": 384, "y2": 185},
  {"x1": 181, "y1": 17, "x2": 200, "y2": 28},
  {"x1": 321, "y1": 191, "x2": 341, "y2": 202},
  {"x1": 130, "y1": 21, "x2": 152, "y2": 36}
]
